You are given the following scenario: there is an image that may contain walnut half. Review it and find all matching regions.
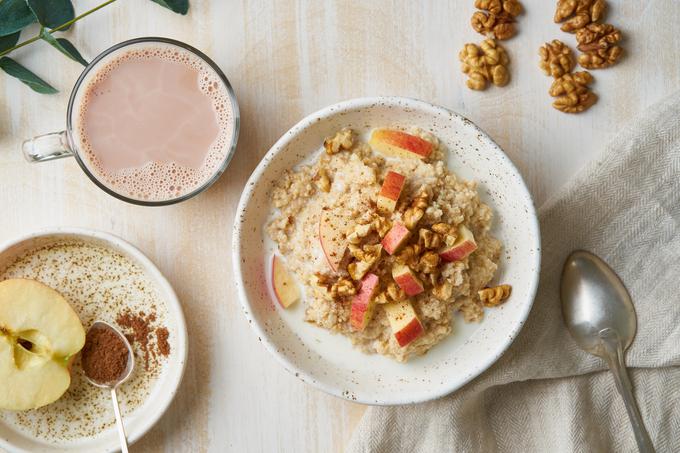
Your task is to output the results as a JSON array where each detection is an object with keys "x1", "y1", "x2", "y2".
[
  {"x1": 576, "y1": 23, "x2": 623, "y2": 69},
  {"x1": 539, "y1": 40, "x2": 575, "y2": 78},
  {"x1": 471, "y1": 11, "x2": 516, "y2": 41},
  {"x1": 549, "y1": 71, "x2": 597, "y2": 113},
  {"x1": 478, "y1": 284, "x2": 512, "y2": 306},
  {"x1": 554, "y1": 0, "x2": 606, "y2": 33},
  {"x1": 459, "y1": 39, "x2": 510, "y2": 91}
]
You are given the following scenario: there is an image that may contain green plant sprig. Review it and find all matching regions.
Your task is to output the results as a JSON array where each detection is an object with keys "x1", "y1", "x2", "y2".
[{"x1": 0, "y1": 0, "x2": 189, "y2": 94}]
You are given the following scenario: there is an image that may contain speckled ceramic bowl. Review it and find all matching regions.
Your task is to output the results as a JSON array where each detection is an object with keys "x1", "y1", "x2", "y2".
[{"x1": 233, "y1": 97, "x2": 540, "y2": 405}]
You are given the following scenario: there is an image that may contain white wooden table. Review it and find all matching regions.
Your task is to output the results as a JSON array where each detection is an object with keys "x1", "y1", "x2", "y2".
[{"x1": 1, "y1": 1, "x2": 678, "y2": 451}]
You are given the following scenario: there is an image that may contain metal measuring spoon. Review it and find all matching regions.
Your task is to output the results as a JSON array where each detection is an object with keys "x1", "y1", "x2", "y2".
[
  {"x1": 83, "y1": 321, "x2": 135, "y2": 453},
  {"x1": 560, "y1": 250, "x2": 655, "y2": 453}
]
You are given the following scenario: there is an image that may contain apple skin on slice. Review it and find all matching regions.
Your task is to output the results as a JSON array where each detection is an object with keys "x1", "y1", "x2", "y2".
[
  {"x1": 377, "y1": 171, "x2": 406, "y2": 213},
  {"x1": 319, "y1": 207, "x2": 352, "y2": 272},
  {"x1": 272, "y1": 255, "x2": 300, "y2": 308},
  {"x1": 439, "y1": 225, "x2": 478, "y2": 262},
  {"x1": 0, "y1": 278, "x2": 85, "y2": 411},
  {"x1": 369, "y1": 129, "x2": 434, "y2": 160},
  {"x1": 384, "y1": 299, "x2": 424, "y2": 347},
  {"x1": 350, "y1": 273, "x2": 380, "y2": 331},
  {"x1": 381, "y1": 223, "x2": 411, "y2": 255},
  {"x1": 392, "y1": 264, "x2": 425, "y2": 296}
]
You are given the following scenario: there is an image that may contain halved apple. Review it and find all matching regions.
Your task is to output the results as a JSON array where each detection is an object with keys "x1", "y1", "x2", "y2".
[
  {"x1": 384, "y1": 299, "x2": 424, "y2": 347},
  {"x1": 0, "y1": 278, "x2": 85, "y2": 410},
  {"x1": 377, "y1": 171, "x2": 406, "y2": 213},
  {"x1": 350, "y1": 273, "x2": 380, "y2": 331},
  {"x1": 381, "y1": 223, "x2": 411, "y2": 255},
  {"x1": 319, "y1": 207, "x2": 352, "y2": 272},
  {"x1": 439, "y1": 225, "x2": 477, "y2": 262},
  {"x1": 369, "y1": 129, "x2": 434, "y2": 160},
  {"x1": 392, "y1": 264, "x2": 424, "y2": 296},
  {"x1": 272, "y1": 255, "x2": 300, "y2": 308}
]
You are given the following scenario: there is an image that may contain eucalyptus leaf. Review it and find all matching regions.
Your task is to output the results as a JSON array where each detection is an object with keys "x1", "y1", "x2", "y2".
[
  {"x1": 25, "y1": 0, "x2": 75, "y2": 30},
  {"x1": 0, "y1": 31, "x2": 21, "y2": 53},
  {"x1": 40, "y1": 29, "x2": 88, "y2": 66},
  {"x1": 0, "y1": 0, "x2": 35, "y2": 36},
  {"x1": 0, "y1": 57, "x2": 57, "y2": 93},
  {"x1": 150, "y1": 0, "x2": 189, "y2": 15}
]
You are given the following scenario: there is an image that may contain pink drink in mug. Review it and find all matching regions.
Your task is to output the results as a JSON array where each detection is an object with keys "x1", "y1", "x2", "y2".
[{"x1": 22, "y1": 37, "x2": 239, "y2": 205}]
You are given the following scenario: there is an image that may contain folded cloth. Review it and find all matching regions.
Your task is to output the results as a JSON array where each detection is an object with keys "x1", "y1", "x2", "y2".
[{"x1": 347, "y1": 93, "x2": 680, "y2": 453}]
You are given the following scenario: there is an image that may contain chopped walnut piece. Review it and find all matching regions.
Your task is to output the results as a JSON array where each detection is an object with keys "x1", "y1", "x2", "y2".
[
  {"x1": 347, "y1": 223, "x2": 373, "y2": 244},
  {"x1": 418, "y1": 229, "x2": 442, "y2": 250},
  {"x1": 576, "y1": 23, "x2": 622, "y2": 69},
  {"x1": 549, "y1": 71, "x2": 598, "y2": 113},
  {"x1": 314, "y1": 272, "x2": 337, "y2": 291},
  {"x1": 386, "y1": 283, "x2": 407, "y2": 302},
  {"x1": 418, "y1": 251, "x2": 440, "y2": 274},
  {"x1": 374, "y1": 292, "x2": 390, "y2": 305},
  {"x1": 331, "y1": 278, "x2": 356, "y2": 298},
  {"x1": 475, "y1": 0, "x2": 522, "y2": 16},
  {"x1": 396, "y1": 244, "x2": 422, "y2": 267},
  {"x1": 539, "y1": 40, "x2": 575, "y2": 78},
  {"x1": 313, "y1": 168, "x2": 331, "y2": 193},
  {"x1": 431, "y1": 223, "x2": 454, "y2": 235},
  {"x1": 404, "y1": 190, "x2": 430, "y2": 230},
  {"x1": 478, "y1": 284, "x2": 512, "y2": 306},
  {"x1": 323, "y1": 128, "x2": 354, "y2": 154},
  {"x1": 432, "y1": 281, "x2": 453, "y2": 301},
  {"x1": 373, "y1": 216, "x2": 392, "y2": 238},
  {"x1": 459, "y1": 39, "x2": 510, "y2": 90},
  {"x1": 471, "y1": 11, "x2": 516, "y2": 41},
  {"x1": 554, "y1": 0, "x2": 606, "y2": 33},
  {"x1": 347, "y1": 244, "x2": 382, "y2": 281}
]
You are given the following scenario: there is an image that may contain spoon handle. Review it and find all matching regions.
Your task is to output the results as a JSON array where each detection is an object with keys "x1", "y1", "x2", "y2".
[
  {"x1": 111, "y1": 388, "x2": 130, "y2": 453},
  {"x1": 601, "y1": 332, "x2": 655, "y2": 453}
]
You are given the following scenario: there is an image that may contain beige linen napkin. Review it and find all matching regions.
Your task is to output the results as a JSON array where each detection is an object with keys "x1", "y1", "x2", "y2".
[{"x1": 348, "y1": 93, "x2": 680, "y2": 453}]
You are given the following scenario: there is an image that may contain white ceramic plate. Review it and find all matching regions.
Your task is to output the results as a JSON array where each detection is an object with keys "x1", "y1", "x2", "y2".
[
  {"x1": 0, "y1": 228, "x2": 188, "y2": 452},
  {"x1": 233, "y1": 97, "x2": 540, "y2": 405}
]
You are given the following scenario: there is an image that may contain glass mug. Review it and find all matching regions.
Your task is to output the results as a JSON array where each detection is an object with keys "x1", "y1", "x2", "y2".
[{"x1": 22, "y1": 37, "x2": 240, "y2": 206}]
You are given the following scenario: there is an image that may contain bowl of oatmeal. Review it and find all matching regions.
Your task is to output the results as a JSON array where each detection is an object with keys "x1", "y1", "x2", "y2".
[{"x1": 233, "y1": 97, "x2": 540, "y2": 405}]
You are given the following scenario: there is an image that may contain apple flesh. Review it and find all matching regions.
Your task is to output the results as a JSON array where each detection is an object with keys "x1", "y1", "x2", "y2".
[
  {"x1": 369, "y1": 129, "x2": 434, "y2": 160},
  {"x1": 377, "y1": 171, "x2": 406, "y2": 213},
  {"x1": 319, "y1": 208, "x2": 352, "y2": 272},
  {"x1": 272, "y1": 255, "x2": 300, "y2": 308},
  {"x1": 381, "y1": 223, "x2": 411, "y2": 255},
  {"x1": 392, "y1": 264, "x2": 424, "y2": 296},
  {"x1": 350, "y1": 273, "x2": 380, "y2": 331},
  {"x1": 0, "y1": 278, "x2": 85, "y2": 410},
  {"x1": 439, "y1": 225, "x2": 477, "y2": 262},
  {"x1": 384, "y1": 300, "x2": 424, "y2": 347}
]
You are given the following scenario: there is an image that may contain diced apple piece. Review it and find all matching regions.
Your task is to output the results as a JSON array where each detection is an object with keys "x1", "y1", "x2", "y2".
[
  {"x1": 377, "y1": 171, "x2": 406, "y2": 213},
  {"x1": 381, "y1": 223, "x2": 411, "y2": 255},
  {"x1": 0, "y1": 279, "x2": 85, "y2": 410},
  {"x1": 319, "y1": 208, "x2": 352, "y2": 272},
  {"x1": 384, "y1": 300, "x2": 424, "y2": 347},
  {"x1": 369, "y1": 129, "x2": 433, "y2": 160},
  {"x1": 392, "y1": 264, "x2": 424, "y2": 296},
  {"x1": 439, "y1": 225, "x2": 477, "y2": 262},
  {"x1": 272, "y1": 255, "x2": 300, "y2": 308},
  {"x1": 350, "y1": 273, "x2": 380, "y2": 331}
]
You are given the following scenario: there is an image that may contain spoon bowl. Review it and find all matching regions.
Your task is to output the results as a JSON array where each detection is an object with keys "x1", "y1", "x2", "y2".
[
  {"x1": 83, "y1": 321, "x2": 134, "y2": 453},
  {"x1": 561, "y1": 250, "x2": 654, "y2": 453}
]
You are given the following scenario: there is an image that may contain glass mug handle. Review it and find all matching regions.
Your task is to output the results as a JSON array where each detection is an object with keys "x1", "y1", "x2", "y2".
[{"x1": 22, "y1": 131, "x2": 74, "y2": 163}]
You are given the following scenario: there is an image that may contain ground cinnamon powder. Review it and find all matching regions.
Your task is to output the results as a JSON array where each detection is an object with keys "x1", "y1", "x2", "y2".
[
  {"x1": 116, "y1": 310, "x2": 171, "y2": 370},
  {"x1": 81, "y1": 327, "x2": 129, "y2": 384}
]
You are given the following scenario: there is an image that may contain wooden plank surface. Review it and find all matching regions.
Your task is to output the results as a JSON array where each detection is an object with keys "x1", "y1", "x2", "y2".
[{"x1": 0, "y1": 1, "x2": 678, "y2": 451}]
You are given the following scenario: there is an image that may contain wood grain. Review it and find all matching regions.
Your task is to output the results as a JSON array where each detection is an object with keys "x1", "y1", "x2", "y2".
[{"x1": 0, "y1": 1, "x2": 678, "y2": 451}]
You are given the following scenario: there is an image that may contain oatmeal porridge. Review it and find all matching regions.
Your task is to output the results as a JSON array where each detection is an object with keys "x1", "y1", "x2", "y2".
[{"x1": 267, "y1": 127, "x2": 511, "y2": 362}]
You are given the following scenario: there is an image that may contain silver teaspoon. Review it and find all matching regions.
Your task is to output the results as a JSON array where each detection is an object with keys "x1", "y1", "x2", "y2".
[
  {"x1": 560, "y1": 250, "x2": 655, "y2": 453},
  {"x1": 83, "y1": 321, "x2": 135, "y2": 453}
]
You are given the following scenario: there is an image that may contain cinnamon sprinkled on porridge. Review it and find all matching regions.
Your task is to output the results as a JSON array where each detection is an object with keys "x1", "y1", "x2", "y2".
[{"x1": 267, "y1": 128, "x2": 508, "y2": 362}]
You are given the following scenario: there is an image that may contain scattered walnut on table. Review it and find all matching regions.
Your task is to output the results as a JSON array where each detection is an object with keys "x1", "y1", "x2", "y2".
[
  {"x1": 459, "y1": 39, "x2": 510, "y2": 91},
  {"x1": 576, "y1": 23, "x2": 622, "y2": 69},
  {"x1": 478, "y1": 284, "x2": 512, "y2": 306},
  {"x1": 475, "y1": 0, "x2": 522, "y2": 17},
  {"x1": 554, "y1": 0, "x2": 606, "y2": 33},
  {"x1": 549, "y1": 71, "x2": 598, "y2": 113},
  {"x1": 539, "y1": 40, "x2": 575, "y2": 78},
  {"x1": 323, "y1": 128, "x2": 354, "y2": 155},
  {"x1": 471, "y1": 11, "x2": 516, "y2": 41}
]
